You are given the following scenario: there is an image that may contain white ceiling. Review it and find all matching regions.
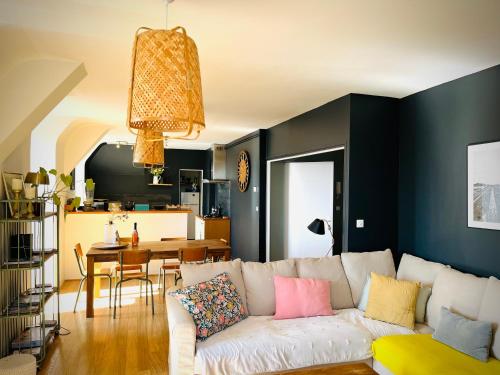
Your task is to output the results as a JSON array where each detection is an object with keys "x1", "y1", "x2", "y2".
[{"x1": 1, "y1": 0, "x2": 500, "y2": 148}]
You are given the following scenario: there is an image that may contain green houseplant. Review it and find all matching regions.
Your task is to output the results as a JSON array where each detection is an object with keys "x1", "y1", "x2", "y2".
[{"x1": 38, "y1": 167, "x2": 81, "y2": 213}]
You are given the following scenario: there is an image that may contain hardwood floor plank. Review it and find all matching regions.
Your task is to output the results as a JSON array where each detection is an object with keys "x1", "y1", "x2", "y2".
[{"x1": 39, "y1": 277, "x2": 171, "y2": 375}]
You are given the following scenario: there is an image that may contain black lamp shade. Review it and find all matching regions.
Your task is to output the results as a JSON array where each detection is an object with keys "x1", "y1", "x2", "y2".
[{"x1": 307, "y1": 218, "x2": 325, "y2": 235}]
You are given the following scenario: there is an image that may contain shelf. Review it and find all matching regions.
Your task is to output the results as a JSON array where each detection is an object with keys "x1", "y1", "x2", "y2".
[
  {"x1": 0, "y1": 211, "x2": 57, "y2": 223},
  {"x1": 11, "y1": 324, "x2": 56, "y2": 354},
  {"x1": 148, "y1": 183, "x2": 173, "y2": 186},
  {"x1": 0, "y1": 251, "x2": 57, "y2": 271},
  {"x1": 0, "y1": 289, "x2": 57, "y2": 318}
]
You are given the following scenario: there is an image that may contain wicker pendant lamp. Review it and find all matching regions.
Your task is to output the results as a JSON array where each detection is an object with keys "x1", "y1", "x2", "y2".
[
  {"x1": 127, "y1": 25, "x2": 205, "y2": 140},
  {"x1": 133, "y1": 129, "x2": 165, "y2": 168}
]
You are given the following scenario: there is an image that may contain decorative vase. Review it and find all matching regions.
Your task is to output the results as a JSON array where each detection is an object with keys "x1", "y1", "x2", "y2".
[
  {"x1": 104, "y1": 222, "x2": 117, "y2": 244},
  {"x1": 153, "y1": 175, "x2": 160, "y2": 185}
]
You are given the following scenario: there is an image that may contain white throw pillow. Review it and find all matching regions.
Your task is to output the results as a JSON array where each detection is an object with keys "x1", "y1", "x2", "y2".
[
  {"x1": 426, "y1": 268, "x2": 488, "y2": 330},
  {"x1": 397, "y1": 253, "x2": 447, "y2": 286},
  {"x1": 478, "y1": 276, "x2": 500, "y2": 360},
  {"x1": 296, "y1": 256, "x2": 354, "y2": 309},
  {"x1": 241, "y1": 259, "x2": 297, "y2": 316},
  {"x1": 180, "y1": 259, "x2": 248, "y2": 311},
  {"x1": 341, "y1": 249, "x2": 396, "y2": 306}
]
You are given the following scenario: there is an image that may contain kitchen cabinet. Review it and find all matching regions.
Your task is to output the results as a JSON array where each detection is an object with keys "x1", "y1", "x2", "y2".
[{"x1": 195, "y1": 216, "x2": 230, "y2": 244}]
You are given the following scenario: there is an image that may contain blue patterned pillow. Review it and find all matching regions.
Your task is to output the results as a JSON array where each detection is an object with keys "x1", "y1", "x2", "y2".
[{"x1": 169, "y1": 272, "x2": 247, "y2": 341}]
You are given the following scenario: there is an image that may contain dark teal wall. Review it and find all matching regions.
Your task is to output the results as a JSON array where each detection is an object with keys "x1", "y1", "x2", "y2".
[
  {"x1": 398, "y1": 65, "x2": 500, "y2": 278},
  {"x1": 348, "y1": 95, "x2": 399, "y2": 252},
  {"x1": 225, "y1": 130, "x2": 267, "y2": 262},
  {"x1": 85, "y1": 144, "x2": 209, "y2": 205}
]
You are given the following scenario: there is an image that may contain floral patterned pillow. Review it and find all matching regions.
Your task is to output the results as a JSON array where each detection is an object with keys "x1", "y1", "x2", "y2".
[{"x1": 169, "y1": 272, "x2": 247, "y2": 341}]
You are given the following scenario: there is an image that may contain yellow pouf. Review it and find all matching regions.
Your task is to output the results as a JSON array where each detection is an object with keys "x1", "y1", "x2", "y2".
[
  {"x1": 372, "y1": 334, "x2": 500, "y2": 375},
  {"x1": 0, "y1": 354, "x2": 36, "y2": 375}
]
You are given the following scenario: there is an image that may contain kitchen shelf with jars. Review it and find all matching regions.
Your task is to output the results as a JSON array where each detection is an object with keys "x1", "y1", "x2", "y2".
[{"x1": 0, "y1": 197, "x2": 60, "y2": 366}]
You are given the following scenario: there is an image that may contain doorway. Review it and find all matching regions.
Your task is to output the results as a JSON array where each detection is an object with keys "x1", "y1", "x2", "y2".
[{"x1": 266, "y1": 148, "x2": 345, "y2": 261}]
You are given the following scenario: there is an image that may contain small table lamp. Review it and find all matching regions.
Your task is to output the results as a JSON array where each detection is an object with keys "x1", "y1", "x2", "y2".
[
  {"x1": 307, "y1": 218, "x2": 335, "y2": 256},
  {"x1": 25, "y1": 172, "x2": 49, "y2": 198}
]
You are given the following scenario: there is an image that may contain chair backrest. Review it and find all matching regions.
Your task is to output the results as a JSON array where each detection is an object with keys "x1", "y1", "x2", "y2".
[
  {"x1": 120, "y1": 237, "x2": 132, "y2": 244},
  {"x1": 179, "y1": 247, "x2": 208, "y2": 263},
  {"x1": 119, "y1": 249, "x2": 152, "y2": 266},
  {"x1": 161, "y1": 237, "x2": 187, "y2": 241},
  {"x1": 74, "y1": 243, "x2": 86, "y2": 276}
]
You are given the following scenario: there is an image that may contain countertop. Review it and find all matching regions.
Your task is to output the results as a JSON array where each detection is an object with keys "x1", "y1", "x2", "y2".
[
  {"x1": 196, "y1": 215, "x2": 230, "y2": 220},
  {"x1": 67, "y1": 209, "x2": 191, "y2": 215}
]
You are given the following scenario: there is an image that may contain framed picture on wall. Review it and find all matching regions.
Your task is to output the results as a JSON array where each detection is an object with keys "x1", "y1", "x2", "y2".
[
  {"x1": 467, "y1": 140, "x2": 500, "y2": 230},
  {"x1": 2, "y1": 171, "x2": 25, "y2": 217}
]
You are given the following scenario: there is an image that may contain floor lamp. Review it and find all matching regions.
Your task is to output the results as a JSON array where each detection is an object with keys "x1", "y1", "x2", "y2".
[{"x1": 307, "y1": 218, "x2": 335, "y2": 256}]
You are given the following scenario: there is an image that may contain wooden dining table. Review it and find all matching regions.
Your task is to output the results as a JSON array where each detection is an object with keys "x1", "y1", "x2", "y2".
[{"x1": 85, "y1": 239, "x2": 231, "y2": 318}]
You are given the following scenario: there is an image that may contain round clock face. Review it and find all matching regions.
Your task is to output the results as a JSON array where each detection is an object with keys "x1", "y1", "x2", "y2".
[{"x1": 237, "y1": 150, "x2": 250, "y2": 192}]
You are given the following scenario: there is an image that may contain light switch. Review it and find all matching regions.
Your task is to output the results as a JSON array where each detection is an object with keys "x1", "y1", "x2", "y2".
[
  {"x1": 253, "y1": 186, "x2": 258, "y2": 193},
  {"x1": 256, "y1": 206, "x2": 259, "y2": 212},
  {"x1": 356, "y1": 219, "x2": 364, "y2": 228}
]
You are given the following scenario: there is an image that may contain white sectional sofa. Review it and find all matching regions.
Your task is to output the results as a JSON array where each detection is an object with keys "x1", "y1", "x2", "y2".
[{"x1": 165, "y1": 250, "x2": 500, "y2": 375}]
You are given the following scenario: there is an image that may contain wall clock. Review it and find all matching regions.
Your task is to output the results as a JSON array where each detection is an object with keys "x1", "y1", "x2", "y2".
[{"x1": 237, "y1": 150, "x2": 250, "y2": 192}]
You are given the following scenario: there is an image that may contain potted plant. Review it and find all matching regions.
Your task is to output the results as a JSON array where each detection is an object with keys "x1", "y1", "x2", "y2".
[
  {"x1": 150, "y1": 167, "x2": 164, "y2": 185},
  {"x1": 37, "y1": 167, "x2": 81, "y2": 214}
]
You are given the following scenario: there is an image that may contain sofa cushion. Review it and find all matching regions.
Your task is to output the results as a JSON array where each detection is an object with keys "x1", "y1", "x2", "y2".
[
  {"x1": 357, "y1": 275, "x2": 371, "y2": 311},
  {"x1": 397, "y1": 253, "x2": 447, "y2": 286},
  {"x1": 169, "y1": 273, "x2": 248, "y2": 341},
  {"x1": 274, "y1": 275, "x2": 334, "y2": 320},
  {"x1": 478, "y1": 276, "x2": 500, "y2": 360},
  {"x1": 336, "y1": 308, "x2": 416, "y2": 339},
  {"x1": 341, "y1": 249, "x2": 396, "y2": 306},
  {"x1": 296, "y1": 256, "x2": 354, "y2": 309},
  {"x1": 241, "y1": 259, "x2": 297, "y2": 316},
  {"x1": 433, "y1": 307, "x2": 492, "y2": 362},
  {"x1": 415, "y1": 286, "x2": 432, "y2": 323},
  {"x1": 180, "y1": 259, "x2": 248, "y2": 311},
  {"x1": 427, "y1": 267, "x2": 488, "y2": 329},
  {"x1": 194, "y1": 315, "x2": 372, "y2": 375},
  {"x1": 372, "y1": 334, "x2": 500, "y2": 375},
  {"x1": 365, "y1": 273, "x2": 420, "y2": 329}
]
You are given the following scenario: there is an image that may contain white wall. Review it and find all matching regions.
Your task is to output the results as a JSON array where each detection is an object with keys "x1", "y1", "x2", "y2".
[{"x1": 285, "y1": 162, "x2": 333, "y2": 258}]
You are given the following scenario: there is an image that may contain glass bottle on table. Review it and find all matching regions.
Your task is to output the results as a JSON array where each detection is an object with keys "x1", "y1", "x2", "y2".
[{"x1": 132, "y1": 222, "x2": 139, "y2": 247}]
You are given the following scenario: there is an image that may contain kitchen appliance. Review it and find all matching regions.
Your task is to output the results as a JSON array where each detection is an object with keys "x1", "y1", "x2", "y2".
[
  {"x1": 181, "y1": 192, "x2": 200, "y2": 239},
  {"x1": 108, "y1": 201, "x2": 122, "y2": 212},
  {"x1": 202, "y1": 144, "x2": 229, "y2": 183}
]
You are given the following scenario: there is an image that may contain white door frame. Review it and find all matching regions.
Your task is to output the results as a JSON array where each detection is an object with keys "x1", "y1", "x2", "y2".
[{"x1": 265, "y1": 147, "x2": 345, "y2": 261}]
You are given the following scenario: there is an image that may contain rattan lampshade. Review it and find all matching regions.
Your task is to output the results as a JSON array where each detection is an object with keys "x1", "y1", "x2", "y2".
[
  {"x1": 127, "y1": 27, "x2": 205, "y2": 140},
  {"x1": 133, "y1": 130, "x2": 164, "y2": 168}
]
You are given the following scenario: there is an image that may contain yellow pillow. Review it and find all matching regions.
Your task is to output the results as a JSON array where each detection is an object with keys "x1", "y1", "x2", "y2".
[{"x1": 364, "y1": 272, "x2": 420, "y2": 329}]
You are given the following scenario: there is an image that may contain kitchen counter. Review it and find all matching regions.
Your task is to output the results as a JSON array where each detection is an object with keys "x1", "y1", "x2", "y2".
[
  {"x1": 67, "y1": 209, "x2": 191, "y2": 214},
  {"x1": 196, "y1": 215, "x2": 230, "y2": 220},
  {"x1": 62, "y1": 210, "x2": 189, "y2": 281}
]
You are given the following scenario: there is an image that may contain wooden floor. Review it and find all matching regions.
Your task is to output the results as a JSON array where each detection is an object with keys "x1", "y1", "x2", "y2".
[{"x1": 39, "y1": 276, "x2": 172, "y2": 375}]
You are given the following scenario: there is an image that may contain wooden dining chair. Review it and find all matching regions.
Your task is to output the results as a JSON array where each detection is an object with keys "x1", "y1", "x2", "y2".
[
  {"x1": 114, "y1": 237, "x2": 144, "y2": 297},
  {"x1": 161, "y1": 246, "x2": 208, "y2": 296},
  {"x1": 114, "y1": 249, "x2": 154, "y2": 318},
  {"x1": 157, "y1": 237, "x2": 185, "y2": 290},
  {"x1": 73, "y1": 243, "x2": 113, "y2": 312}
]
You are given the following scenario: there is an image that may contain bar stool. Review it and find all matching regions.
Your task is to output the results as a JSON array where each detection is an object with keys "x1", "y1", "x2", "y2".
[
  {"x1": 114, "y1": 249, "x2": 154, "y2": 318},
  {"x1": 73, "y1": 243, "x2": 113, "y2": 312},
  {"x1": 157, "y1": 237, "x2": 185, "y2": 290}
]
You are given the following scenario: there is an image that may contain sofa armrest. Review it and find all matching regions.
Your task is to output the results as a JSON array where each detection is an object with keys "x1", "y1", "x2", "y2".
[{"x1": 166, "y1": 286, "x2": 196, "y2": 375}]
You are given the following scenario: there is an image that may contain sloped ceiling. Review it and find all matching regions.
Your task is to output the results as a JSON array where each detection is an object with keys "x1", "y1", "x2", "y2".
[{"x1": 1, "y1": 0, "x2": 499, "y2": 148}]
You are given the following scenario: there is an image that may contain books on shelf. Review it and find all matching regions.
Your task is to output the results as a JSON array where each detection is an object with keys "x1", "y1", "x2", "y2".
[
  {"x1": 11, "y1": 326, "x2": 54, "y2": 350},
  {"x1": 25, "y1": 284, "x2": 54, "y2": 295}
]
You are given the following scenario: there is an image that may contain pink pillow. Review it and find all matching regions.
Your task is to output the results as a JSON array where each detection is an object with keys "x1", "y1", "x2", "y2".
[{"x1": 274, "y1": 275, "x2": 334, "y2": 320}]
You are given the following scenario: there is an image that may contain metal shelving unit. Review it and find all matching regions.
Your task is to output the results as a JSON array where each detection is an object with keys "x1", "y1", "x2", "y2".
[{"x1": 0, "y1": 198, "x2": 60, "y2": 366}]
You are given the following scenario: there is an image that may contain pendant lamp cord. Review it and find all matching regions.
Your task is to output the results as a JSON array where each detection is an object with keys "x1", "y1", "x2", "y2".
[{"x1": 164, "y1": 0, "x2": 174, "y2": 30}]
